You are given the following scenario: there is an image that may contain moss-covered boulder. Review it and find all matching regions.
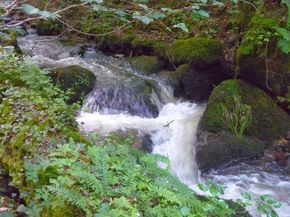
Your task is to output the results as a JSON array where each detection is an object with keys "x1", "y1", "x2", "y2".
[
  {"x1": 169, "y1": 37, "x2": 223, "y2": 65},
  {"x1": 127, "y1": 55, "x2": 163, "y2": 75},
  {"x1": 197, "y1": 79, "x2": 290, "y2": 170},
  {"x1": 176, "y1": 63, "x2": 230, "y2": 101},
  {"x1": 36, "y1": 20, "x2": 62, "y2": 36},
  {"x1": 50, "y1": 65, "x2": 96, "y2": 103}
]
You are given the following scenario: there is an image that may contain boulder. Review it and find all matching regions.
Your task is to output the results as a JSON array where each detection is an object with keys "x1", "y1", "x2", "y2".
[
  {"x1": 84, "y1": 77, "x2": 159, "y2": 118},
  {"x1": 127, "y1": 55, "x2": 164, "y2": 75},
  {"x1": 176, "y1": 63, "x2": 230, "y2": 101},
  {"x1": 50, "y1": 65, "x2": 96, "y2": 103},
  {"x1": 197, "y1": 79, "x2": 290, "y2": 170},
  {"x1": 169, "y1": 37, "x2": 224, "y2": 65},
  {"x1": 196, "y1": 131, "x2": 264, "y2": 171}
]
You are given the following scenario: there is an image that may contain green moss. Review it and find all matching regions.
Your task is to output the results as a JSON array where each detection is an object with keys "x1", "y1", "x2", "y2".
[
  {"x1": 127, "y1": 55, "x2": 163, "y2": 74},
  {"x1": 169, "y1": 37, "x2": 223, "y2": 64},
  {"x1": 51, "y1": 65, "x2": 96, "y2": 103},
  {"x1": 202, "y1": 79, "x2": 290, "y2": 144},
  {"x1": 237, "y1": 6, "x2": 280, "y2": 60}
]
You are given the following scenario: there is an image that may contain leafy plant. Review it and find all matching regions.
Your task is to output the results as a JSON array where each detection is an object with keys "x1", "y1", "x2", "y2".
[
  {"x1": 274, "y1": 0, "x2": 290, "y2": 54},
  {"x1": 24, "y1": 140, "x2": 236, "y2": 217},
  {"x1": 221, "y1": 96, "x2": 252, "y2": 138}
]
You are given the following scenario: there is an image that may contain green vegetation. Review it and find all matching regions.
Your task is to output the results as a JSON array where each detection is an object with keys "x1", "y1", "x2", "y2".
[
  {"x1": 127, "y1": 55, "x2": 163, "y2": 74},
  {"x1": 169, "y1": 37, "x2": 223, "y2": 64},
  {"x1": 1, "y1": 1, "x2": 290, "y2": 216},
  {"x1": 202, "y1": 79, "x2": 290, "y2": 144},
  {"x1": 0, "y1": 52, "x2": 87, "y2": 191},
  {"x1": 50, "y1": 65, "x2": 96, "y2": 103},
  {"x1": 24, "y1": 141, "x2": 235, "y2": 217},
  {"x1": 221, "y1": 96, "x2": 252, "y2": 138}
]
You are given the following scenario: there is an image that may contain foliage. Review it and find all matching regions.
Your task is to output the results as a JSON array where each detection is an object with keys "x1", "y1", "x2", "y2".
[
  {"x1": 0, "y1": 52, "x2": 85, "y2": 189},
  {"x1": 275, "y1": 0, "x2": 290, "y2": 54},
  {"x1": 24, "y1": 140, "x2": 236, "y2": 217},
  {"x1": 221, "y1": 96, "x2": 252, "y2": 138},
  {"x1": 236, "y1": 192, "x2": 282, "y2": 217}
]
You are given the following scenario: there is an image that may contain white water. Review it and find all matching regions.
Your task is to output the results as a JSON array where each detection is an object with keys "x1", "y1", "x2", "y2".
[
  {"x1": 18, "y1": 34, "x2": 290, "y2": 217},
  {"x1": 78, "y1": 102, "x2": 205, "y2": 184}
]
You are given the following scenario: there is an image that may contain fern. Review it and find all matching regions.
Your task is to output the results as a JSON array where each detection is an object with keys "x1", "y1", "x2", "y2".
[{"x1": 24, "y1": 142, "x2": 240, "y2": 216}]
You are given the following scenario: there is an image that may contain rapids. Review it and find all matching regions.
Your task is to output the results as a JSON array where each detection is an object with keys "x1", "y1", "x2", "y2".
[{"x1": 18, "y1": 34, "x2": 290, "y2": 217}]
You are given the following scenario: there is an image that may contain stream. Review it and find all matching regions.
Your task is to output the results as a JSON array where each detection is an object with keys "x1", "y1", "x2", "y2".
[{"x1": 18, "y1": 34, "x2": 290, "y2": 217}]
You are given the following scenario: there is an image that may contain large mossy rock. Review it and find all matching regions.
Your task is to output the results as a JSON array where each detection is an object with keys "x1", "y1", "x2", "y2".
[
  {"x1": 169, "y1": 37, "x2": 223, "y2": 65},
  {"x1": 197, "y1": 79, "x2": 290, "y2": 170},
  {"x1": 176, "y1": 63, "x2": 230, "y2": 101},
  {"x1": 127, "y1": 55, "x2": 163, "y2": 75},
  {"x1": 50, "y1": 65, "x2": 96, "y2": 103}
]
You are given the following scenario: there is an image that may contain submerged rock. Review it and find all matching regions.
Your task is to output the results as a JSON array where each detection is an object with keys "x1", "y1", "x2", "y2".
[
  {"x1": 50, "y1": 65, "x2": 96, "y2": 103},
  {"x1": 197, "y1": 79, "x2": 290, "y2": 170}
]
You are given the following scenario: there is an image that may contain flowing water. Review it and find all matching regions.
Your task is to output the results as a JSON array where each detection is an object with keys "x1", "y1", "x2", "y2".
[{"x1": 18, "y1": 34, "x2": 290, "y2": 217}]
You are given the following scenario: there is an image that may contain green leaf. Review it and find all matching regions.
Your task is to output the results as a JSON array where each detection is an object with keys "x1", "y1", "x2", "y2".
[
  {"x1": 148, "y1": 11, "x2": 166, "y2": 20},
  {"x1": 180, "y1": 206, "x2": 190, "y2": 216},
  {"x1": 39, "y1": 11, "x2": 60, "y2": 20},
  {"x1": 278, "y1": 39, "x2": 290, "y2": 54},
  {"x1": 198, "y1": 9, "x2": 210, "y2": 17},
  {"x1": 173, "y1": 23, "x2": 189, "y2": 33},
  {"x1": 113, "y1": 9, "x2": 127, "y2": 18},
  {"x1": 275, "y1": 27, "x2": 290, "y2": 41},
  {"x1": 22, "y1": 4, "x2": 40, "y2": 15},
  {"x1": 132, "y1": 12, "x2": 153, "y2": 25}
]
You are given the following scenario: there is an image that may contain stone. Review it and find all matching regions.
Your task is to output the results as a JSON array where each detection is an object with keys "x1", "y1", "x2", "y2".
[
  {"x1": 50, "y1": 65, "x2": 96, "y2": 103},
  {"x1": 197, "y1": 79, "x2": 290, "y2": 170}
]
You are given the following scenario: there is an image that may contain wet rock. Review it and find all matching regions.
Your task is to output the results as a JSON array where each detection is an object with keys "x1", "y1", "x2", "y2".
[
  {"x1": 176, "y1": 63, "x2": 230, "y2": 101},
  {"x1": 127, "y1": 55, "x2": 164, "y2": 75},
  {"x1": 196, "y1": 131, "x2": 264, "y2": 171},
  {"x1": 84, "y1": 78, "x2": 158, "y2": 118},
  {"x1": 50, "y1": 65, "x2": 96, "y2": 103},
  {"x1": 158, "y1": 70, "x2": 183, "y2": 98},
  {"x1": 197, "y1": 79, "x2": 290, "y2": 170},
  {"x1": 141, "y1": 134, "x2": 153, "y2": 152}
]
